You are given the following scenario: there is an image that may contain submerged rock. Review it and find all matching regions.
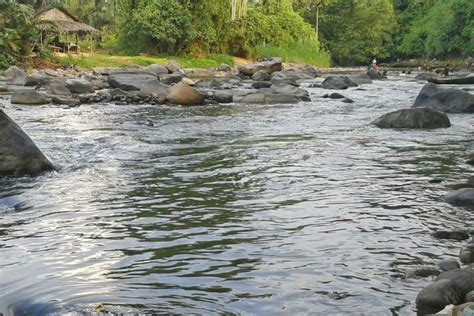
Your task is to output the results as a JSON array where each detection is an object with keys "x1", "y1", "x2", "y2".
[
  {"x1": 460, "y1": 244, "x2": 474, "y2": 265},
  {"x1": 372, "y1": 108, "x2": 450, "y2": 129},
  {"x1": 239, "y1": 93, "x2": 300, "y2": 104},
  {"x1": 416, "y1": 279, "x2": 463, "y2": 315},
  {"x1": 445, "y1": 188, "x2": 474, "y2": 206},
  {"x1": 11, "y1": 89, "x2": 49, "y2": 105},
  {"x1": 0, "y1": 110, "x2": 54, "y2": 176},
  {"x1": 413, "y1": 83, "x2": 474, "y2": 113},
  {"x1": 433, "y1": 230, "x2": 471, "y2": 241},
  {"x1": 406, "y1": 266, "x2": 441, "y2": 278}
]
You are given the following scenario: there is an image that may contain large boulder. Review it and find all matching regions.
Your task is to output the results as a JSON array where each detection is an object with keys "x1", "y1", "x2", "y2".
[
  {"x1": 252, "y1": 70, "x2": 271, "y2": 81},
  {"x1": 349, "y1": 73, "x2": 373, "y2": 85},
  {"x1": 367, "y1": 69, "x2": 385, "y2": 80},
  {"x1": 164, "y1": 60, "x2": 181, "y2": 73},
  {"x1": 166, "y1": 82, "x2": 204, "y2": 105},
  {"x1": 445, "y1": 188, "x2": 474, "y2": 206},
  {"x1": 145, "y1": 64, "x2": 169, "y2": 75},
  {"x1": 372, "y1": 108, "x2": 451, "y2": 129},
  {"x1": 413, "y1": 83, "x2": 474, "y2": 113},
  {"x1": 107, "y1": 70, "x2": 157, "y2": 91},
  {"x1": 428, "y1": 76, "x2": 474, "y2": 85},
  {"x1": 4, "y1": 66, "x2": 27, "y2": 85},
  {"x1": 24, "y1": 74, "x2": 54, "y2": 87},
  {"x1": 140, "y1": 79, "x2": 169, "y2": 97},
  {"x1": 44, "y1": 83, "x2": 72, "y2": 97},
  {"x1": 64, "y1": 79, "x2": 95, "y2": 94},
  {"x1": 461, "y1": 244, "x2": 474, "y2": 265},
  {"x1": 11, "y1": 90, "x2": 49, "y2": 105},
  {"x1": 416, "y1": 279, "x2": 463, "y2": 315},
  {"x1": 321, "y1": 76, "x2": 358, "y2": 90},
  {"x1": 437, "y1": 269, "x2": 474, "y2": 296},
  {"x1": 0, "y1": 110, "x2": 54, "y2": 176},
  {"x1": 239, "y1": 58, "x2": 282, "y2": 76}
]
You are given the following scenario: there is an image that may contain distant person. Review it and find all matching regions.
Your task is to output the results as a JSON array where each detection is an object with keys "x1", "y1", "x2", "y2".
[
  {"x1": 372, "y1": 58, "x2": 377, "y2": 69},
  {"x1": 444, "y1": 62, "x2": 450, "y2": 77}
]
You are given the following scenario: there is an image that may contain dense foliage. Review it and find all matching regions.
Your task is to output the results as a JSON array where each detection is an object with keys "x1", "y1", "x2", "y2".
[{"x1": 1, "y1": 0, "x2": 473, "y2": 68}]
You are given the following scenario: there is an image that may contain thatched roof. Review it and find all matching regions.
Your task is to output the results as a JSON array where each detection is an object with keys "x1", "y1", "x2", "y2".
[{"x1": 35, "y1": 7, "x2": 98, "y2": 34}]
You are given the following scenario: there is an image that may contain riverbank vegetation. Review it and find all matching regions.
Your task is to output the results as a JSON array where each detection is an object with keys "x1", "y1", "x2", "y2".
[{"x1": 1, "y1": 0, "x2": 473, "y2": 69}]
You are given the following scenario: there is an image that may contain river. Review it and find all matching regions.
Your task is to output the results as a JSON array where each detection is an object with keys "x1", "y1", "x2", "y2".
[{"x1": 1, "y1": 76, "x2": 473, "y2": 315}]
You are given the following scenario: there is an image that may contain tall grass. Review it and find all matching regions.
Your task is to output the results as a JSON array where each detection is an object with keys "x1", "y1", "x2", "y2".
[
  {"x1": 54, "y1": 53, "x2": 235, "y2": 69},
  {"x1": 254, "y1": 43, "x2": 330, "y2": 67}
]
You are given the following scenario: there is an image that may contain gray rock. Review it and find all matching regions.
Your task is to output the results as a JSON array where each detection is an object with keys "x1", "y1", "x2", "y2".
[
  {"x1": 321, "y1": 76, "x2": 358, "y2": 90},
  {"x1": 428, "y1": 76, "x2": 474, "y2": 85},
  {"x1": 466, "y1": 291, "x2": 474, "y2": 302},
  {"x1": 164, "y1": 60, "x2": 181, "y2": 73},
  {"x1": 342, "y1": 98, "x2": 354, "y2": 103},
  {"x1": 252, "y1": 81, "x2": 272, "y2": 89},
  {"x1": 44, "y1": 83, "x2": 72, "y2": 97},
  {"x1": 217, "y1": 63, "x2": 233, "y2": 72},
  {"x1": 413, "y1": 83, "x2": 474, "y2": 113},
  {"x1": 139, "y1": 79, "x2": 169, "y2": 97},
  {"x1": 460, "y1": 244, "x2": 474, "y2": 265},
  {"x1": 195, "y1": 79, "x2": 223, "y2": 89},
  {"x1": 252, "y1": 70, "x2": 271, "y2": 81},
  {"x1": 239, "y1": 93, "x2": 300, "y2": 104},
  {"x1": 24, "y1": 74, "x2": 54, "y2": 86},
  {"x1": 270, "y1": 70, "x2": 313, "y2": 83},
  {"x1": 239, "y1": 58, "x2": 282, "y2": 76},
  {"x1": 65, "y1": 79, "x2": 95, "y2": 94},
  {"x1": 107, "y1": 70, "x2": 157, "y2": 91},
  {"x1": 367, "y1": 69, "x2": 385, "y2": 80},
  {"x1": 349, "y1": 73, "x2": 373, "y2": 85},
  {"x1": 416, "y1": 279, "x2": 463, "y2": 315},
  {"x1": 433, "y1": 230, "x2": 471, "y2": 241},
  {"x1": 372, "y1": 108, "x2": 450, "y2": 129},
  {"x1": 4, "y1": 66, "x2": 27, "y2": 85},
  {"x1": 159, "y1": 73, "x2": 184, "y2": 85},
  {"x1": 406, "y1": 266, "x2": 441, "y2": 278},
  {"x1": 325, "y1": 93, "x2": 345, "y2": 99},
  {"x1": 11, "y1": 89, "x2": 49, "y2": 105},
  {"x1": 439, "y1": 260, "x2": 461, "y2": 272},
  {"x1": 211, "y1": 91, "x2": 233, "y2": 104},
  {"x1": 445, "y1": 188, "x2": 474, "y2": 206},
  {"x1": 145, "y1": 64, "x2": 169, "y2": 75},
  {"x1": 415, "y1": 73, "x2": 436, "y2": 81},
  {"x1": 0, "y1": 84, "x2": 9, "y2": 93},
  {"x1": 50, "y1": 95, "x2": 81, "y2": 107},
  {"x1": 166, "y1": 82, "x2": 204, "y2": 105},
  {"x1": 0, "y1": 110, "x2": 54, "y2": 176},
  {"x1": 271, "y1": 83, "x2": 310, "y2": 101},
  {"x1": 437, "y1": 268, "x2": 474, "y2": 296}
]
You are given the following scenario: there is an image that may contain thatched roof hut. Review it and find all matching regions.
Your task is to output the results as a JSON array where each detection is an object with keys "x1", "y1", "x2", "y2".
[{"x1": 35, "y1": 7, "x2": 98, "y2": 35}]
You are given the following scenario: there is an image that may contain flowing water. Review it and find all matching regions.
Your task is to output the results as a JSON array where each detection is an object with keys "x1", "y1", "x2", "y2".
[{"x1": 1, "y1": 77, "x2": 473, "y2": 315}]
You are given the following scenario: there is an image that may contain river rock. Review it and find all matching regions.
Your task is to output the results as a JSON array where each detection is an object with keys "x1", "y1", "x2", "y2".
[
  {"x1": 44, "y1": 83, "x2": 72, "y2": 97},
  {"x1": 324, "y1": 93, "x2": 346, "y2": 99},
  {"x1": 0, "y1": 84, "x2": 9, "y2": 93},
  {"x1": 270, "y1": 70, "x2": 313, "y2": 83},
  {"x1": 252, "y1": 81, "x2": 272, "y2": 89},
  {"x1": 164, "y1": 60, "x2": 181, "y2": 73},
  {"x1": 145, "y1": 64, "x2": 169, "y2": 75},
  {"x1": 0, "y1": 110, "x2": 54, "y2": 176},
  {"x1": 252, "y1": 70, "x2": 271, "y2": 81},
  {"x1": 239, "y1": 58, "x2": 282, "y2": 76},
  {"x1": 415, "y1": 73, "x2": 436, "y2": 81},
  {"x1": 195, "y1": 79, "x2": 223, "y2": 89},
  {"x1": 64, "y1": 79, "x2": 95, "y2": 94},
  {"x1": 50, "y1": 95, "x2": 81, "y2": 107},
  {"x1": 445, "y1": 188, "x2": 474, "y2": 206},
  {"x1": 109, "y1": 88, "x2": 129, "y2": 97},
  {"x1": 413, "y1": 83, "x2": 474, "y2": 113},
  {"x1": 217, "y1": 63, "x2": 233, "y2": 72},
  {"x1": 166, "y1": 82, "x2": 204, "y2": 105},
  {"x1": 461, "y1": 244, "x2": 474, "y2": 265},
  {"x1": 372, "y1": 108, "x2": 450, "y2": 129},
  {"x1": 24, "y1": 74, "x2": 54, "y2": 86},
  {"x1": 321, "y1": 76, "x2": 358, "y2": 90},
  {"x1": 4, "y1": 66, "x2": 27, "y2": 85},
  {"x1": 416, "y1": 279, "x2": 463, "y2": 315},
  {"x1": 159, "y1": 73, "x2": 184, "y2": 85},
  {"x1": 140, "y1": 79, "x2": 169, "y2": 97},
  {"x1": 107, "y1": 70, "x2": 157, "y2": 91},
  {"x1": 428, "y1": 76, "x2": 474, "y2": 85},
  {"x1": 433, "y1": 230, "x2": 471, "y2": 241},
  {"x1": 367, "y1": 69, "x2": 385, "y2": 80},
  {"x1": 11, "y1": 89, "x2": 49, "y2": 105},
  {"x1": 239, "y1": 93, "x2": 300, "y2": 104},
  {"x1": 208, "y1": 91, "x2": 233, "y2": 104},
  {"x1": 349, "y1": 73, "x2": 373, "y2": 85},
  {"x1": 438, "y1": 268, "x2": 474, "y2": 296},
  {"x1": 271, "y1": 83, "x2": 310, "y2": 101},
  {"x1": 439, "y1": 260, "x2": 461, "y2": 272},
  {"x1": 406, "y1": 266, "x2": 441, "y2": 278}
]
